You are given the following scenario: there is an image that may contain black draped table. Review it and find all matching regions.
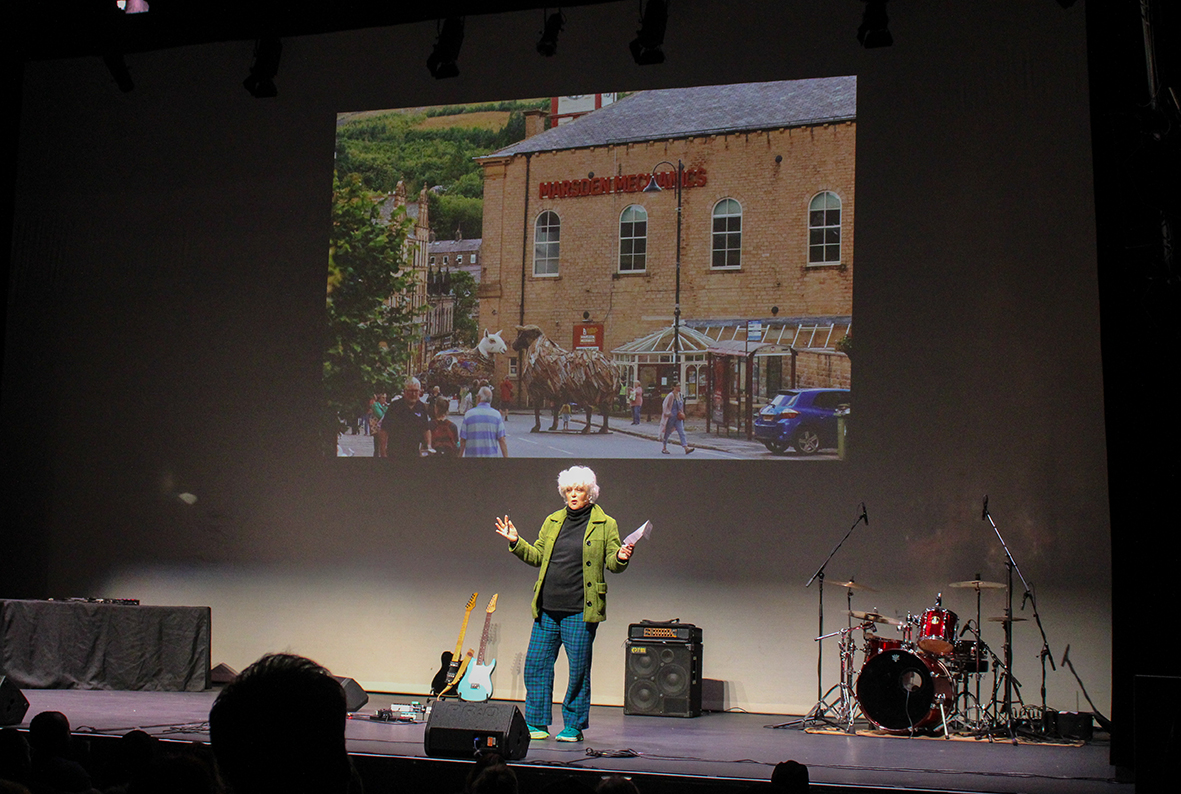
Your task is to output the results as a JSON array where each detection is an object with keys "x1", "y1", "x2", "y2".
[{"x1": 0, "y1": 599, "x2": 211, "y2": 691}]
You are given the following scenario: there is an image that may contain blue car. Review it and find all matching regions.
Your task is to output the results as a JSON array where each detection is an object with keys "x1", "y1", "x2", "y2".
[{"x1": 754, "y1": 388, "x2": 850, "y2": 455}]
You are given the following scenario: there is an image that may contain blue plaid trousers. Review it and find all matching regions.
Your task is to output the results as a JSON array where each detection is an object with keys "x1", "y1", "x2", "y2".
[{"x1": 524, "y1": 610, "x2": 598, "y2": 729}]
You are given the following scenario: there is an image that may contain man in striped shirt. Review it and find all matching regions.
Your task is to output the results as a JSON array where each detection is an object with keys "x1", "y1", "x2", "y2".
[{"x1": 460, "y1": 386, "x2": 509, "y2": 457}]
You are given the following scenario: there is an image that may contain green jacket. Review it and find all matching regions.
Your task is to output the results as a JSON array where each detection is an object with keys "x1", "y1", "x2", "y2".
[{"x1": 509, "y1": 503, "x2": 629, "y2": 622}]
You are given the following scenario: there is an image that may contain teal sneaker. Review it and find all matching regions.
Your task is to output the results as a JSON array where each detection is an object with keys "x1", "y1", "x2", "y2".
[
  {"x1": 527, "y1": 724, "x2": 549, "y2": 740},
  {"x1": 555, "y1": 727, "x2": 584, "y2": 742}
]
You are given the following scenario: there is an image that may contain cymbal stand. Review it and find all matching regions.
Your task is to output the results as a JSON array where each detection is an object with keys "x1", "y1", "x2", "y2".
[
  {"x1": 982, "y1": 496, "x2": 1052, "y2": 732},
  {"x1": 794, "y1": 504, "x2": 869, "y2": 729}
]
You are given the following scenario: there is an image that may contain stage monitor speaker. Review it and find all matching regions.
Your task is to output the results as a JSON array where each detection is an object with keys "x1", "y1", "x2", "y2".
[
  {"x1": 424, "y1": 700, "x2": 530, "y2": 760},
  {"x1": 624, "y1": 639, "x2": 702, "y2": 717},
  {"x1": 0, "y1": 676, "x2": 30, "y2": 726},
  {"x1": 333, "y1": 676, "x2": 369, "y2": 712}
]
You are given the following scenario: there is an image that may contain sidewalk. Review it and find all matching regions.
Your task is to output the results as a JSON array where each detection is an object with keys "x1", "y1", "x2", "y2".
[{"x1": 552, "y1": 410, "x2": 771, "y2": 457}]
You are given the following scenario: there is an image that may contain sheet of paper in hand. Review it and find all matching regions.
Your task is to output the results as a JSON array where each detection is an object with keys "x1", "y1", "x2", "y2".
[{"x1": 623, "y1": 520, "x2": 652, "y2": 547}]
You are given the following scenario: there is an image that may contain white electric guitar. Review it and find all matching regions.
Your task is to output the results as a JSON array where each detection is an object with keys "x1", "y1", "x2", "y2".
[{"x1": 457, "y1": 594, "x2": 498, "y2": 702}]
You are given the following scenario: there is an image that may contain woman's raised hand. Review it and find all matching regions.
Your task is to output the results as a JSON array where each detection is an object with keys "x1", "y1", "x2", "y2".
[{"x1": 494, "y1": 515, "x2": 518, "y2": 543}]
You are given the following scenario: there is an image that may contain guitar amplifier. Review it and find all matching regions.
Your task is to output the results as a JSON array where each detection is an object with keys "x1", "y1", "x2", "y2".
[
  {"x1": 624, "y1": 622, "x2": 702, "y2": 718},
  {"x1": 627, "y1": 621, "x2": 703, "y2": 644}
]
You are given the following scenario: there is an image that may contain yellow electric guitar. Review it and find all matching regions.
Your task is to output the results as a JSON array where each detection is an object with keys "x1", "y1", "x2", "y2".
[
  {"x1": 458, "y1": 594, "x2": 498, "y2": 702},
  {"x1": 432, "y1": 593, "x2": 477, "y2": 698}
]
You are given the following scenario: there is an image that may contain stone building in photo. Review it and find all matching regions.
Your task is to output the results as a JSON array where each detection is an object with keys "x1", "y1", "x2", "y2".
[{"x1": 476, "y1": 77, "x2": 855, "y2": 412}]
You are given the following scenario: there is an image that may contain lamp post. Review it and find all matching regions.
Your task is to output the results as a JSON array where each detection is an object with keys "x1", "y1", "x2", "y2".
[{"x1": 643, "y1": 160, "x2": 683, "y2": 378}]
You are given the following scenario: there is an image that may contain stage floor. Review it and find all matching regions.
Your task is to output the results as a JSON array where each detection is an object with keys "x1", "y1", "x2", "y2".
[{"x1": 14, "y1": 689, "x2": 1128, "y2": 794}]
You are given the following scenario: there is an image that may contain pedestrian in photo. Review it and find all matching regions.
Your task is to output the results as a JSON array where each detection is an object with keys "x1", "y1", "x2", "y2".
[
  {"x1": 460, "y1": 386, "x2": 508, "y2": 457},
  {"x1": 494, "y1": 466, "x2": 634, "y2": 743},
  {"x1": 499, "y1": 375, "x2": 514, "y2": 421},
  {"x1": 629, "y1": 381, "x2": 644, "y2": 425},
  {"x1": 559, "y1": 402, "x2": 571, "y2": 431},
  {"x1": 430, "y1": 396, "x2": 459, "y2": 457},
  {"x1": 659, "y1": 382, "x2": 694, "y2": 455},
  {"x1": 381, "y1": 377, "x2": 432, "y2": 458}
]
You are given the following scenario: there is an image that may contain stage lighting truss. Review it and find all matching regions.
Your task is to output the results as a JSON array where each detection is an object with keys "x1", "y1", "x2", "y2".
[
  {"x1": 858, "y1": 0, "x2": 893, "y2": 49},
  {"x1": 629, "y1": 0, "x2": 668, "y2": 65},
  {"x1": 537, "y1": 9, "x2": 565, "y2": 57},
  {"x1": 427, "y1": 16, "x2": 465, "y2": 79}
]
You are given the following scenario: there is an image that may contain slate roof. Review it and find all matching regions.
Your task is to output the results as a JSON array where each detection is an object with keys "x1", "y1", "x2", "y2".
[
  {"x1": 429, "y1": 238, "x2": 483, "y2": 254},
  {"x1": 483, "y1": 76, "x2": 856, "y2": 158}
]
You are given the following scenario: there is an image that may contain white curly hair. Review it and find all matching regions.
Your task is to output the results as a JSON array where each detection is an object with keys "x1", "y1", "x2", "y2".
[{"x1": 557, "y1": 465, "x2": 600, "y2": 503}]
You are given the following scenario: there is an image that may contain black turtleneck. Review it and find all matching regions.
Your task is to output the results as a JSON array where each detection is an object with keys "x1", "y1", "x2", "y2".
[{"x1": 540, "y1": 503, "x2": 593, "y2": 614}]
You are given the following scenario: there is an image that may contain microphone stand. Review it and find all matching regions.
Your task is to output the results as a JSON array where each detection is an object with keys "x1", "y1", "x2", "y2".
[
  {"x1": 779, "y1": 503, "x2": 868, "y2": 730},
  {"x1": 982, "y1": 496, "x2": 1054, "y2": 736}
]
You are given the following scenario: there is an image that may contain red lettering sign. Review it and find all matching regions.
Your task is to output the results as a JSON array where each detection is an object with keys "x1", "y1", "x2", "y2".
[{"x1": 573, "y1": 323, "x2": 604, "y2": 351}]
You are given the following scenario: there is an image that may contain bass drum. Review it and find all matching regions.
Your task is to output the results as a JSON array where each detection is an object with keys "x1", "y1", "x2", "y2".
[{"x1": 856, "y1": 648, "x2": 953, "y2": 732}]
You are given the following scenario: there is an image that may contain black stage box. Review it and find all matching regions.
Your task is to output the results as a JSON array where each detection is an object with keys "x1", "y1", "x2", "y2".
[
  {"x1": 0, "y1": 676, "x2": 30, "y2": 725},
  {"x1": 333, "y1": 676, "x2": 369, "y2": 712},
  {"x1": 424, "y1": 700, "x2": 530, "y2": 760},
  {"x1": 624, "y1": 622, "x2": 702, "y2": 718}
]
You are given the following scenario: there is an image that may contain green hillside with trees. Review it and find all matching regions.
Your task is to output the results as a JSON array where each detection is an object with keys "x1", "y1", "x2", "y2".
[{"x1": 334, "y1": 99, "x2": 548, "y2": 239}]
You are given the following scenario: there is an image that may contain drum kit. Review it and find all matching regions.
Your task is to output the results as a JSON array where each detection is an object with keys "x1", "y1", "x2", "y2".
[
  {"x1": 779, "y1": 499, "x2": 1059, "y2": 739},
  {"x1": 815, "y1": 578, "x2": 1025, "y2": 736}
]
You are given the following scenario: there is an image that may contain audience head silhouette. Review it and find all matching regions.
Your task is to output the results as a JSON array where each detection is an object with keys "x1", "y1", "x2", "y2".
[{"x1": 209, "y1": 653, "x2": 353, "y2": 794}]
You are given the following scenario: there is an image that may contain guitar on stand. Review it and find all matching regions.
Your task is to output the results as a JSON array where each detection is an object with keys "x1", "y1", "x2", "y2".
[
  {"x1": 458, "y1": 594, "x2": 499, "y2": 702},
  {"x1": 431, "y1": 593, "x2": 478, "y2": 699}
]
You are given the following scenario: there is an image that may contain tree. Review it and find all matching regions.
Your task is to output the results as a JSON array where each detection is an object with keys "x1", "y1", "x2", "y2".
[
  {"x1": 324, "y1": 172, "x2": 418, "y2": 453},
  {"x1": 449, "y1": 270, "x2": 479, "y2": 348}
]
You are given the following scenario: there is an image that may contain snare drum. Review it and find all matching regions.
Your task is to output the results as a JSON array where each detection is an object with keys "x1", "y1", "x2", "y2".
[
  {"x1": 917, "y1": 607, "x2": 958, "y2": 655},
  {"x1": 865, "y1": 634, "x2": 906, "y2": 659}
]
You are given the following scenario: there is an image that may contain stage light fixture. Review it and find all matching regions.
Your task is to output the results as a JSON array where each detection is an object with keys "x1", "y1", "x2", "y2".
[
  {"x1": 427, "y1": 17, "x2": 465, "y2": 79},
  {"x1": 629, "y1": 0, "x2": 668, "y2": 66},
  {"x1": 537, "y1": 10, "x2": 565, "y2": 57},
  {"x1": 243, "y1": 37, "x2": 282, "y2": 98},
  {"x1": 857, "y1": 0, "x2": 893, "y2": 49}
]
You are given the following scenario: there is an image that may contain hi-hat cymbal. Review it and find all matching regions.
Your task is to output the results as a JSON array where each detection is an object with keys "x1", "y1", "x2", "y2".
[
  {"x1": 949, "y1": 579, "x2": 1005, "y2": 590},
  {"x1": 849, "y1": 609, "x2": 902, "y2": 626},
  {"x1": 987, "y1": 616, "x2": 1028, "y2": 622},
  {"x1": 832, "y1": 579, "x2": 877, "y2": 592}
]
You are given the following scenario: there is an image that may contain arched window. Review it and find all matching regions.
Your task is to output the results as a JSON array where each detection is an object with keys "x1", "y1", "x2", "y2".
[
  {"x1": 619, "y1": 205, "x2": 648, "y2": 272},
  {"x1": 712, "y1": 198, "x2": 742, "y2": 268},
  {"x1": 808, "y1": 192, "x2": 842, "y2": 264},
  {"x1": 534, "y1": 211, "x2": 560, "y2": 276}
]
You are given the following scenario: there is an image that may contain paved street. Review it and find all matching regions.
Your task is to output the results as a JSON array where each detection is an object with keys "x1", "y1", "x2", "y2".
[{"x1": 338, "y1": 409, "x2": 839, "y2": 460}]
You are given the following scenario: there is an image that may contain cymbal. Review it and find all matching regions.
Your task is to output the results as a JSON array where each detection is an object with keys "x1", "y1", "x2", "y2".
[
  {"x1": 949, "y1": 579, "x2": 1005, "y2": 590},
  {"x1": 849, "y1": 609, "x2": 902, "y2": 626},
  {"x1": 987, "y1": 616, "x2": 1028, "y2": 622},
  {"x1": 831, "y1": 579, "x2": 876, "y2": 592}
]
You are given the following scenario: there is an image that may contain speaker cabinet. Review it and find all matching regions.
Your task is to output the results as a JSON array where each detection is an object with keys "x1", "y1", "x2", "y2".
[
  {"x1": 624, "y1": 640, "x2": 702, "y2": 717},
  {"x1": 332, "y1": 676, "x2": 369, "y2": 712},
  {"x1": 0, "y1": 676, "x2": 30, "y2": 726},
  {"x1": 424, "y1": 700, "x2": 530, "y2": 760}
]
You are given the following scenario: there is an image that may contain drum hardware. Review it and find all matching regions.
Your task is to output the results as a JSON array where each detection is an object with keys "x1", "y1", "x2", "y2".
[
  {"x1": 782, "y1": 504, "x2": 871, "y2": 732},
  {"x1": 987, "y1": 616, "x2": 1028, "y2": 622},
  {"x1": 982, "y1": 496, "x2": 1055, "y2": 740}
]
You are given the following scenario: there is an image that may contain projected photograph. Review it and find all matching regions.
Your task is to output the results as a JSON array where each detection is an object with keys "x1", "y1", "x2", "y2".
[{"x1": 329, "y1": 77, "x2": 855, "y2": 460}]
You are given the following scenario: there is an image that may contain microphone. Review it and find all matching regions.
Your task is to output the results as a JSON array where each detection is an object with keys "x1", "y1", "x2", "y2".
[
  {"x1": 959, "y1": 620, "x2": 973, "y2": 638},
  {"x1": 981, "y1": 495, "x2": 989, "y2": 520},
  {"x1": 1021, "y1": 589, "x2": 1031, "y2": 611},
  {"x1": 860, "y1": 502, "x2": 869, "y2": 526},
  {"x1": 1061, "y1": 644, "x2": 1071, "y2": 667}
]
